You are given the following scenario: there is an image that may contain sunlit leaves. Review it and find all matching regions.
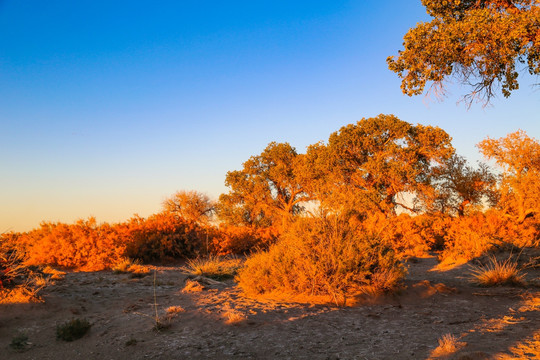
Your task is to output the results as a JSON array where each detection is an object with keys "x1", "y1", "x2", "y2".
[{"x1": 388, "y1": 0, "x2": 540, "y2": 104}]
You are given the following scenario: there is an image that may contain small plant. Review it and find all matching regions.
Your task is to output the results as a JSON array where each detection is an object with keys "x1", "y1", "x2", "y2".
[
  {"x1": 125, "y1": 338, "x2": 137, "y2": 346},
  {"x1": 56, "y1": 318, "x2": 91, "y2": 341},
  {"x1": 182, "y1": 255, "x2": 242, "y2": 281},
  {"x1": 223, "y1": 309, "x2": 246, "y2": 325},
  {"x1": 430, "y1": 333, "x2": 466, "y2": 358},
  {"x1": 112, "y1": 258, "x2": 150, "y2": 277},
  {"x1": 9, "y1": 333, "x2": 29, "y2": 351},
  {"x1": 470, "y1": 255, "x2": 526, "y2": 287}
]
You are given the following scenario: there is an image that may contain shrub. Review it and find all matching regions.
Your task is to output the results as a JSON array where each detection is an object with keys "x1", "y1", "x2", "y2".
[
  {"x1": 236, "y1": 215, "x2": 405, "y2": 306},
  {"x1": 439, "y1": 211, "x2": 539, "y2": 267},
  {"x1": 10, "y1": 333, "x2": 29, "y2": 351},
  {"x1": 361, "y1": 213, "x2": 450, "y2": 259},
  {"x1": 20, "y1": 218, "x2": 126, "y2": 271},
  {"x1": 56, "y1": 318, "x2": 91, "y2": 341},
  {"x1": 470, "y1": 255, "x2": 526, "y2": 287},
  {"x1": 124, "y1": 213, "x2": 204, "y2": 262},
  {"x1": 210, "y1": 225, "x2": 278, "y2": 255}
]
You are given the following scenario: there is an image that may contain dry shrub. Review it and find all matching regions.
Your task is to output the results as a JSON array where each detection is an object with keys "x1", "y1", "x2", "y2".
[
  {"x1": 440, "y1": 211, "x2": 538, "y2": 267},
  {"x1": 210, "y1": 225, "x2": 278, "y2": 255},
  {"x1": 2, "y1": 214, "x2": 208, "y2": 272},
  {"x1": 0, "y1": 247, "x2": 47, "y2": 304},
  {"x1": 123, "y1": 213, "x2": 204, "y2": 263},
  {"x1": 18, "y1": 218, "x2": 126, "y2": 271},
  {"x1": 361, "y1": 213, "x2": 450, "y2": 259},
  {"x1": 236, "y1": 215, "x2": 405, "y2": 306},
  {"x1": 470, "y1": 255, "x2": 526, "y2": 287}
]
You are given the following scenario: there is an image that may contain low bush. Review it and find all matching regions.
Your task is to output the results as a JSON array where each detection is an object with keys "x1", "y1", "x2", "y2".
[
  {"x1": 439, "y1": 211, "x2": 539, "y2": 267},
  {"x1": 237, "y1": 215, "x2": 405, "y2": 306},
  {"x1": 17, "y1": 218, "x2": 126, "y2": 271},
  {"x1": 56, "y1": 318, "x2": 91, "y2": 341},
  {"x1": 210, "y1": 225, "x2": 278, "y2": 255},
  {"x1": 123, "y1": 213, "x2": 204, "y2": 263}
]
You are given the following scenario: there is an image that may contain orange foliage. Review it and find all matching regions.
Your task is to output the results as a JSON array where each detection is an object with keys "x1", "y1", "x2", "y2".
[
  {"x1": 440, "y1": 211, "x2": 539, "y2": 266},
  {"x1": 359, "y1": 213, "x2": 450, "y2": 259},
  {"x1": 121, "y1": 212, "x2": 204, "y2": 262},
  {"x1": 210, "y1": 225, "x2": 278, "y2": 255},
  {"x1": 18, "y1": 218, "x2": 126, "y2": 271}
]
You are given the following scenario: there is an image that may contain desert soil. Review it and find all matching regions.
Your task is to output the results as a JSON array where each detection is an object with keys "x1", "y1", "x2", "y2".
[{"x1": 1, "y1": 252, "x2": 539, "y2": 360}]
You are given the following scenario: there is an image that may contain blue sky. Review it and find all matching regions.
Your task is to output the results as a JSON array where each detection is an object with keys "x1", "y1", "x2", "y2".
[{"x1": 1, "y1": 1, "x2": 539, "y2": 231}]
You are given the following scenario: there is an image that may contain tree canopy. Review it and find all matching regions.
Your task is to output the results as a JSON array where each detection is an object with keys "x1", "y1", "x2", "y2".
[
  {"x1": 421, "y1": 154, "x2": 496, "y2": 216},
  {"x1": 478, "y1": 130, "x2": 540, "y2": 222},
  {"x1": 388, "y1": 0, "x2": 540, "y2": 104},
  {"x1": 306, "y1": 114, "x2": 455, "y2": 216},
  {"x1": 217, "y1": 142, "x2": 310, "y2": 227},
  {"x1": 162, "y1": 190, "x2": 215, "y2": 224}
]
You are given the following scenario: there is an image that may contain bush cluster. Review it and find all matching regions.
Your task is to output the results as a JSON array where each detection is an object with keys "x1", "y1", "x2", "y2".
[{"x1": 236, "y1": 215, "x2": 405, "y2": 305}]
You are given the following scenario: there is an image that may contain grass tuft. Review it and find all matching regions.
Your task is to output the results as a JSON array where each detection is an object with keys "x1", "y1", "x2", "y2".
[
  {"x1": 112, "y1": 258, "x2": 150, "y2": 277},
  {"x1": 182, "y1": 255, "x2": 242, "y2": 281},
  {"x1": 430, "y1": 333, "x2": 466, "y2": 358},
  {"x1": 56, "y1": 318, "x2": 91, "y2": 341},
  {"x1": 470, "y1": 255, "x2": 526, "y2": 287}
]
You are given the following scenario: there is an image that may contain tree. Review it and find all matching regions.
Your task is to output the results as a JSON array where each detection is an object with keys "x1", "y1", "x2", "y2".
[
  {"x1": 163, "y1": 190, "x2": 214, "y2": 225},
  {"x1": 388, "y1": 0, "x2": 540, "y2": 104},
  {"x1": 308, "y1": 114, "x2": 455, "y2": 216},
  {"x1": 478, "y1": 130, "x2": 540, "y2": 222},
  {"x1": 217, "y1": 142, "x2": 310, "y2": 227},
  {"x1": 421, "y1": 154, "x2": 497, "y2": 216}
]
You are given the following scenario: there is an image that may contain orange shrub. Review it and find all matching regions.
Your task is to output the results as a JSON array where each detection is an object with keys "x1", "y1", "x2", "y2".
[
  {"x1": 440, "y1": 210, "x2": 539, "y2": 266},
  {"x1": 237, "y1": 215, "x2": 405, "y2": 305},
  {"x1": 359, "y1": 213, "x2": 450, "y2": 259},
  {"x1": 123, "y1": 213, "x2": 204, "y2": 262},
  {"x1": 210, "y1": 225, "x2": 278, "y2": 255},
  {"x1": 18, "y1": 218, "x2": 125, "y2": 271}
]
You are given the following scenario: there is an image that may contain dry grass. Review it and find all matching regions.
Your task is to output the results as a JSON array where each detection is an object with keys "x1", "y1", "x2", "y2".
[
  {"x1": 495, "y1": 331, "x2": 540, "y2": 359},
  {"x1": 112, "y1": 258, "x2": 150, "y2": 277},
  {"x1": 0, "y1": 285, "x2": 43, "y2": 304},
  {"x1": 181, "y1": 279, "x2": 205, "y2": 293},
  {"x1": 470, "y1": 256, "x2": 526, "y2": 287},
  {"x1": 182, "y1": 255, "x2": 242, "y2": 280},
  {"x1": 430, "y1": 333, "x2": 466, "y2": 358},
  {"x1": 164, "y1": 305, "x2": 185, "y2": 321},
  {"x1": 222, "y1": 309, "x2": 246, "y2": 325},
  {"x1": 42, "y1": 266, "x2": 66, "y2": 280}
]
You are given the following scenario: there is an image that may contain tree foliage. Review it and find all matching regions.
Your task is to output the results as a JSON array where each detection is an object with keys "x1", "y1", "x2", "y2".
[
  {"x1": 217, "y1": 142, "x2": 310, "y2": 227},
  {"x1": 422, "y1": 154, "x2": 497, "y2": 216},
  {"x1": 478, "y1": 130, "x2": 540, "y2": 222},
  {"x1": 306, "y1": 114, "x2": 454, "y2": 216},
  {"x1": 163, "y1": 190, "x2": 214, "y2": 224},
  {"x1": 388, "y1": 0, "x2": 540, "y2": 104}
]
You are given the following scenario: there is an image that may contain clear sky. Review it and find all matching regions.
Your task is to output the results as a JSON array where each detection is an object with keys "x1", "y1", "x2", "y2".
[{"x1": 1, "y1": 1, "x2": 539, "y2": 232}]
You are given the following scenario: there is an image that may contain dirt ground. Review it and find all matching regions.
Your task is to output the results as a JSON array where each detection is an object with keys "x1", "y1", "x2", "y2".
[{"x1": 1, "y1": 252, "x2": 539, "y2": 360}]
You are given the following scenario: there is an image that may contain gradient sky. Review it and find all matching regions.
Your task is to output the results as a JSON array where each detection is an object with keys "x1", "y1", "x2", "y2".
[{"x1": 1, "y1": 1, "x2": 539, "y2": 232}]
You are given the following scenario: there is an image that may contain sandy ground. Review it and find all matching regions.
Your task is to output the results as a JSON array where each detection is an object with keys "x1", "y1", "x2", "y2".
[{"x1": 1, "y1": 252, "x2": 539, "y2": 360}]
